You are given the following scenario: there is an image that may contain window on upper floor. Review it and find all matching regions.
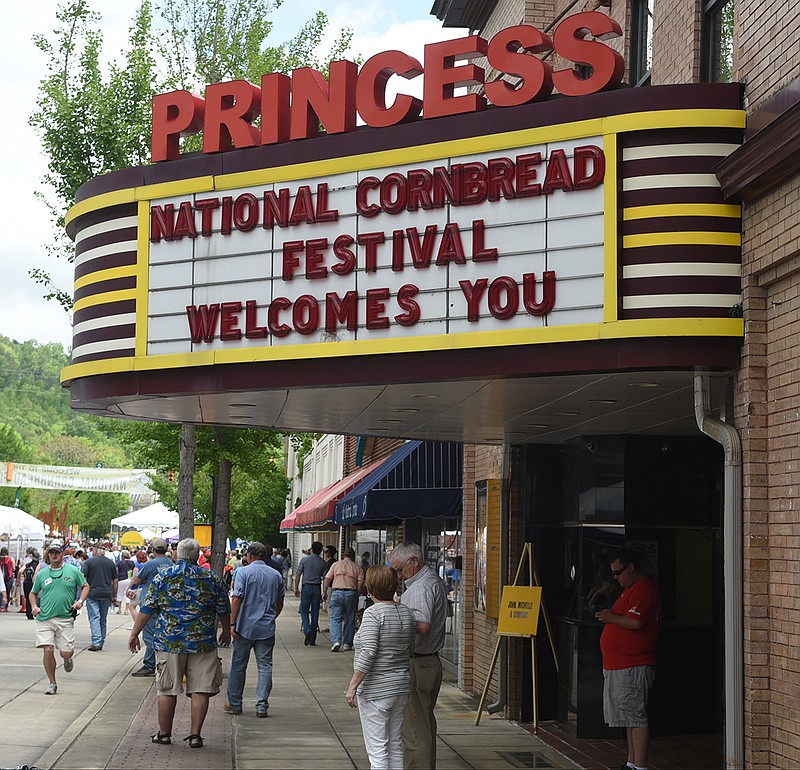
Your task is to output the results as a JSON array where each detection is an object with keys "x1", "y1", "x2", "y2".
[
  {"x1": 630, "y1": 0, "x2": 654, "y2": 86},
  {"x1": 701, "y1": 0, "x2": 735, "y2": 82}
]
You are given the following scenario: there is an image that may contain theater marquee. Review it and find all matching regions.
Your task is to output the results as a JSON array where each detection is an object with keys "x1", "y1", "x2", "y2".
[{"x1": 61, "y1": 19, "x2": 745, "y2": 436}]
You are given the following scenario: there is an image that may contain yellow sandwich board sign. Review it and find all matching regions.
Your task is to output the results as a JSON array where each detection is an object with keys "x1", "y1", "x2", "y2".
[{"x1": 497, "y1": 585, "x2": 542, "y2": 637}]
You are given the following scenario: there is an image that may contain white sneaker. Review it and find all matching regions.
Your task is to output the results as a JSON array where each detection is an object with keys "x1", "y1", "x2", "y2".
[
  {"x1": 45, "y1": 682, "x2": 57, "y2": 695},
  {"x1": 331, "y1": 642, "x2": 341, "y2": 652},
  {"x1": 341, "y1": 644, "x2": 352, "y2": 652}
]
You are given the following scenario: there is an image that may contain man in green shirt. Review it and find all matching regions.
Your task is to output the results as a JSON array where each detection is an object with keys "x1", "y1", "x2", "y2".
[{"x1": 29, "y1": 544, "x2": 90, "y2": 695}]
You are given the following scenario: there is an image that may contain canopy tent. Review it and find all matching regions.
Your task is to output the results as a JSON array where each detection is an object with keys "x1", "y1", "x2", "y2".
[
  {"x1": 162, "y1": 528, "x2": 180, "y2": 543},
  {"x1": 110, "y1": 502, "x2": 178, "y2": 533},
  {"x1": 0, "y1": 505, "x2": 46, "y2": 560},
  {"x1": 281, "y1": 457, "x2": 391, "y2": 531},
  {"x1": 334, "y1": 441, "x2": 463, "y2": 526}
]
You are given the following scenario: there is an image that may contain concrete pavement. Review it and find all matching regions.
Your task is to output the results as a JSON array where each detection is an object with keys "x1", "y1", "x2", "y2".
[{"x1": 0, "y1": 598, "x2": 577, "y2": 770}]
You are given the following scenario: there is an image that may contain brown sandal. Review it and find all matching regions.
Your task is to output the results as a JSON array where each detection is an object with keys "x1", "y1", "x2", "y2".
[
  {"x1": 184, "y1": 734, "x2": 203, "y2": 748},
  {"x1": 151, "y1": 731, "x2": 171, "y2": 744}
]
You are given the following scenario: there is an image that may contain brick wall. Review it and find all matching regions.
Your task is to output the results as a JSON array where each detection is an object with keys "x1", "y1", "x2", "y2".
[{"x1": 651, "y1": 0, "x2": 700, "y2": 84}]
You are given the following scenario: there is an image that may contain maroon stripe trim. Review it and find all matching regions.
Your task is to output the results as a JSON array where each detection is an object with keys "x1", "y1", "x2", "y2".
[
  {"x1": 71, "y1": 348, "x2": 136, "y2": 365},
  {"x1": 73, "y1": 300, "x2": 136, "y2": 326},
  {"x1": 72, "y1": 203, "x2": 138, "y2": 234},
  {"x1": 620, "y1": 127, "x2": 743, "y2": 149},
  {"x1": 620, "y1": 187, "x2": 727, "y2": 207},
  {"x1": 74, "y1": 251, "x2": 138, "y2": 281},
  {"x1": 74, "y1": 276, "x2": 136, "y2": 302},
  {"x1": 65, "y1": 337, "x2": 742, "y2": 398},
  {"x1": 621, "y1": 276, "x2": 741, "y2": 295},
  {"x1": 75, "y1": 226, "x2": 138, "y2": 258},
  {"x1": 621, "y1": 307, "x2": 735, "y2": 319},
  {"x1": 73, "y1": 324, "x2": 136, "y2": 349},
  {"x1": 621, "y1": 216, "x2": 741, "y2": 236},
  {"x1": 621, "y1": 156, "x2": 730, "y2": 177},
  {"x1": 620, "y1": 245, "x2": 740, "y2": 265}
]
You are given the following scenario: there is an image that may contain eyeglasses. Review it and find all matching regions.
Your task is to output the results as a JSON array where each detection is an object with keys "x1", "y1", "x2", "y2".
[{"x1": 611, "y1": 564, "x2": 629, "y2": 577}]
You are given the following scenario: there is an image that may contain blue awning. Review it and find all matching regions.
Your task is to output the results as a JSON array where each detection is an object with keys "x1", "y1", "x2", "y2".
[{"x1": 333, "y1": 440, "x2": 462, "y2": 526}]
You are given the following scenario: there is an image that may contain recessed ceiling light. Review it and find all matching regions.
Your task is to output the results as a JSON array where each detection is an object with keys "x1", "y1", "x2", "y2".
[
  {"x1": 411, "y1": 394, "x2": 439, "y2": 399},
  {"x1": 554, "y1": 411, "x2": 580, "y2": 417},
  {"x1": 483, "y1": 437, "x2": 502, "y2": 443},
  {"x1": 629, "y1": 382, "x2": 659, "y2": 388},
  {"x1": 380, "y1": 419, "x2": 402, "y2": 423},
  {"x1": 394, "y1": 408, "x2": 420, "y2": 413},
  {"x1": 230, "y1": 403, "x2": 256, "y2": 408},
  {"x1": 368, "y1": 427, "x2": 388, "y2": 432},
  {"x1": 526, "y1": 423, "x2": 550, "y2": 429},
  {"x1": 590, "y1": 399, "x2": 618, "y2": 404}
]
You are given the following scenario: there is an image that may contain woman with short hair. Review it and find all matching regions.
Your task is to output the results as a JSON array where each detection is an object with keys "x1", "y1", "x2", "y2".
[{"x1": 345, "y1": 565, "x2": 416, "y2": 769}]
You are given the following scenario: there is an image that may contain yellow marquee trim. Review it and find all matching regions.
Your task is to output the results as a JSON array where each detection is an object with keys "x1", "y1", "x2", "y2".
[
  {"x1": 73, "y1": 288, "x2": 138, "y2": 313},
  {"x1": 61, "y1": 316, "x2": 744, "y2": 384},
  {"x1": 623, "y1": 231, "x2": 741, "y2": 249},
  {"x1": 623, "y1": 203, "x2": 741, "y2": 220},
  {"x1": 66, "y1": 108, "x2": 745, "y2": 221},
  {"x1": 135, "y1": 201, "x2": 151, "y2": 357},
  {"x1": 602, "y1": 132, "x2": 618, "y2": 323},
  {"x1": 74, "y1": 265, "x2": 137, "y2": 291}
]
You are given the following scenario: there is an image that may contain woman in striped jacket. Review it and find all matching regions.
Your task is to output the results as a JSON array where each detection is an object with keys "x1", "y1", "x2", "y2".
[{"x1": 346, "y1": 565, "x2": 416, "y2": 769}]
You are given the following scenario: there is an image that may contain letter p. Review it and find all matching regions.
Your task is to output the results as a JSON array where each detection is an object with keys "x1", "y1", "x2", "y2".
[{"x1": 152, "y1": 90, "x2": 206, "y2": 162}]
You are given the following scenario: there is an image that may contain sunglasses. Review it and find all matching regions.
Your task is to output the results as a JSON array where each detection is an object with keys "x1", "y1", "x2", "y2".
[{"x1": 611, "y1": 564, "x2": 629, "y2": 577}]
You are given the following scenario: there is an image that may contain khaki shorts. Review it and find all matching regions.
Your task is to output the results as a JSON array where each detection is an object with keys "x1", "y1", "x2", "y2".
[
  {"x1": 35, "y1": 616, "x2": 76, "y2": 652},
  {"x1": 603, "y1": 665, "x2": 656, "y2": 728},
  {"x1": 155, "y1": 650, "x2": 223, "y2": 696}
]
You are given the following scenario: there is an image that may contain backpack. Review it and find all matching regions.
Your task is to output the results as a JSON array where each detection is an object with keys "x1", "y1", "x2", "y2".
[
  {"x1": 24, "y1": 560, "x2": 38, "y2": 582},
  {"x1": 1, "y1": 558, "x2": 11, "y2": 581}
]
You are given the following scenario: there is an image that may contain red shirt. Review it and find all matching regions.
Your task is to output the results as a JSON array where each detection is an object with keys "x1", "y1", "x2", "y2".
[{"x1": 599, "y1": 575, "x2": 659, "y2": 670}]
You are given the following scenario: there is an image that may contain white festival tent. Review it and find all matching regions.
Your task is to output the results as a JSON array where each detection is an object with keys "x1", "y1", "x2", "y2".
[
  {"x1": 110, "y1": 502, "x2": 179, "y2": 536},
  {"x1": 0, "y1": 505, "x2": 46, "y2": 560}
]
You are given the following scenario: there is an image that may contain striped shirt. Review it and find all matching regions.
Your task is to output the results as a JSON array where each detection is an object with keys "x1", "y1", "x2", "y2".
[{"x1": 353, "y1": 601, "x2": 416, "y2": 701}]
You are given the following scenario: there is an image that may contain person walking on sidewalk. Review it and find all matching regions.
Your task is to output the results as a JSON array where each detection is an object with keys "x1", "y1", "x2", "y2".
[
  {"x1": 595, "y1": 548, "x2": 660, "y2": 770},
  {"x1": 224, "y1": 542, "x2": 285, "y2": 718},
  {"x1": 126, "y1": 537, "x2": 172, "y2": 676},
  {"x1": 346, "y1": 565, "x2": 416, "y2": 770},
  {"x1": 390, "y1": 542, "x2": 448, "y2": 770},
  {"x1": 81, "y1": 544, "x2": 118, "y2": 650},
  {"x1": 128, "y1": 537, "x2": 231, "y2": 749},
  {"x1": 28, "y1": 543, "x2": 89, "y2": 695},
  {"x1": 324, "y1": 547, "x2": 363, "y2": 652},
  {"x1": 294, "y1": 541, "x2": 327, "y2": 646}
]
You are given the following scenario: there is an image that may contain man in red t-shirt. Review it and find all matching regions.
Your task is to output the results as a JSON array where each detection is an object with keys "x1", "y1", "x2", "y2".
[{"x1": 596, "y1": 548, "x2": 659, "y2": 770}]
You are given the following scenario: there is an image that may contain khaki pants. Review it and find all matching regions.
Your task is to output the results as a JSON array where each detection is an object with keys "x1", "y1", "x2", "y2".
[{"x1": 402, "y1": 654, "x2": 443, "y2": 769}]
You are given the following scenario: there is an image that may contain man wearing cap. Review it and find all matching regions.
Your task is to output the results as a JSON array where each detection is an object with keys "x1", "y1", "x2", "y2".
[
  {"x1": 28, "y1": 544, "x2": 89, "y2": 695},
  {"x1": 224, "y1": 542, "x2": 285, "y2": 717},
  {"x1": 126, "y1": 537, "x2": 172, "y2": 676},
  {"x1": 82, "y1": 543, "x2": 119, "y2": 651}
]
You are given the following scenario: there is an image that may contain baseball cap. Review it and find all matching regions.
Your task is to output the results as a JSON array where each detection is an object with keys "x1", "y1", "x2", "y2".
[
  {"x1": 151, "y1": 537, "x2": 168, "y2": 552},
  {"x1": 48, "y1": 543, "x2": 64, "y2": 553}
]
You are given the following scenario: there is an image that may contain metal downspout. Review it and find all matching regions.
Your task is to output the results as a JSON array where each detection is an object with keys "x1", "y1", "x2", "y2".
[
  {"x1": 693, "y1": 374, "x2": 744, "y2": 770},
  {"x1": 487, "y1": 442, "x2": 512, "y2": 714}
]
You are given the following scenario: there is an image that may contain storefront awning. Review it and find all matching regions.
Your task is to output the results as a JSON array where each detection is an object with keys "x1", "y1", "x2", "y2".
[
  {"x1": 284, "y1": 457, "x2": 391, "y2": 531},
  {"x1": 333, "y1": 441, "x2": 462, "y2": 526}
]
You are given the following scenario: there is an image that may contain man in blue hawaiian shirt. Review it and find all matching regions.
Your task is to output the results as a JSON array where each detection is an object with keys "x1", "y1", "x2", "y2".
[{"x1": 128, "y1": 538, "x2": 231, "y2": 748}]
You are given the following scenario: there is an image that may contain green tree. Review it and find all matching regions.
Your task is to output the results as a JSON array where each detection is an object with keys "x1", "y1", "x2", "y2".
[{"x1": 31, "y1": 0, "x2": 354, "y2": 572}]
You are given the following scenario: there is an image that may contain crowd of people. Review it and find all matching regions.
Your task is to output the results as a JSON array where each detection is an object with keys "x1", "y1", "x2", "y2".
[{"x1": 2, "y1": 533, "x2": 454, "y2": 767}]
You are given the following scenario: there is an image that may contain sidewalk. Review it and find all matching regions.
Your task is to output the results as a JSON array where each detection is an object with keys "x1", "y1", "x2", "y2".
[{"x1": 27, "y1": 597, "x2": 577, "y2": 770}]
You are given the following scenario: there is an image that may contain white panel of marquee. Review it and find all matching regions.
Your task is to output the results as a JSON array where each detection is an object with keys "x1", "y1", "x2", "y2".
[{"x1": 147, "y1": 139, "x2": 606, "y2": 355}]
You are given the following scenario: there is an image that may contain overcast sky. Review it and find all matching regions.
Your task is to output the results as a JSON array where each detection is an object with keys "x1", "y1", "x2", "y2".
[{"x1": 0, "y1": 0, "x2": 460, "y2": 350}]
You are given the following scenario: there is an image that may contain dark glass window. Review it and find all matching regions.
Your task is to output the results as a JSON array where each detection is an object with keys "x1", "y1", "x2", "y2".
[
  {"x1": 702, "y1": 0, "x2": 735, "y2": 82},
  {"x1": 630, "y1": 0, "x2": 654, "y2": 86}
]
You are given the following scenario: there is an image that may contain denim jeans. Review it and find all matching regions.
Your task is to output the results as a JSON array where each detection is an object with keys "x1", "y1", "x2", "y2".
[
  {"x1": 299, "y1": 583, "x2": 321, "y2": 642},
  {"x1": 142, "y1": 614, "x2": 156, "y2": 670},
  {"x1": 85, "y1": 597, "x2": 111, "y2": 647},
  {"x1": 226, "y1": 634, "x2": 276, "y2": 713},
  {"x1": 329, "y1": 589, "x2": 358, "y2": 646}
]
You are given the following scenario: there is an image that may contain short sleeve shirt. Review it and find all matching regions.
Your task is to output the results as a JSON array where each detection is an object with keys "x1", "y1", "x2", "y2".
[
  {"x1": 135, "y1": 555, "x2": 173, "y2": 595},
  {"x1": 599, "y1": 576, "x2": 660, "y2": 670},
  {"x1": 295, "y1": 554, "x2": 327, "y2": 586},
  {"x1": 32, "y1": 564, "x2": 87, "y2": 621},
  {"x1": 400, "y1": 565, "x2": 448, "y2": 655},
  {"x1": 140, "y1": 560, "x2": 231, "y2": 654},
  {"x1": 232, "y1": 560, "x2": 285, "y2": 640}
]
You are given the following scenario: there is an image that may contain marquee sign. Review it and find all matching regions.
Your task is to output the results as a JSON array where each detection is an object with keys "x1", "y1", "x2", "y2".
[
  {"x1": 62, "y1": 51, "x2": 745, "y2": 404},
  {"x1": 146, "y1": 140, "x2": 604, "y2": 355}
]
